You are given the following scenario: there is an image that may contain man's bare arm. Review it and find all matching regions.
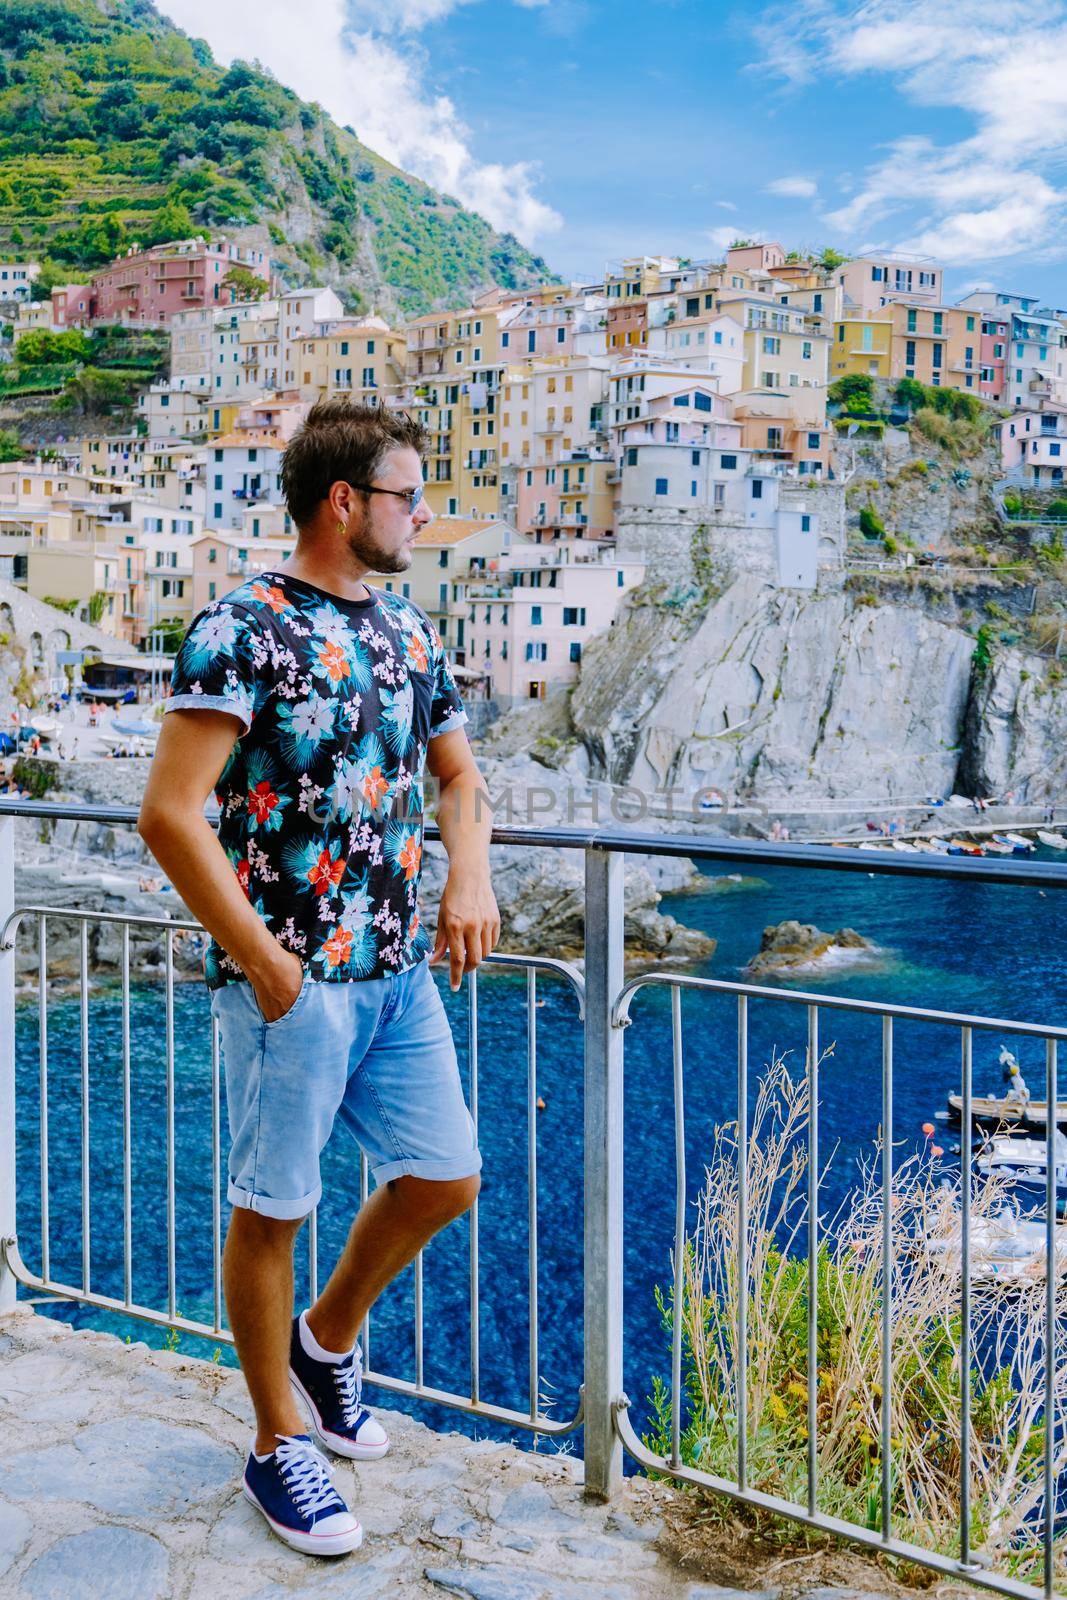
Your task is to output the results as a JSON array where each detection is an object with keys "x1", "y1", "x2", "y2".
[
  {"x1": 138, "y1": 709, "x2": 302, "y2": 1020},
  {"x1": 426, "y1": 728, "x2": 499, "y2": 991}
]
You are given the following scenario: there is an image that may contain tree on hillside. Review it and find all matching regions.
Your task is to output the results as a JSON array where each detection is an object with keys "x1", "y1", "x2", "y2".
[
  {"x1": 819, "y1": 247, "x2": 848, "y2": 272},
  {"x1": 147, "y1": 198, "x2": 194, "y2": 246},
  {"x1": 222, "y1": 264, "x2": 269, "y2": 303},
  {"x1": 15, "y1": 328, "x2": 91, "y2": 366}
]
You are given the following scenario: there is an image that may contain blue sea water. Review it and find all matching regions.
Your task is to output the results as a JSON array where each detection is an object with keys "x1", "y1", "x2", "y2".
[{"x1": 12, "y1": 852, "x2": 1067, "y2": 1459}]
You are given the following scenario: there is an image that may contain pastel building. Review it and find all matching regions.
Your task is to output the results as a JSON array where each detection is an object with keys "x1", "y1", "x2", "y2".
[
  {"x1": 51, "y1": 283, "x2": 92, "y2": 329},
  {"x1": 399, "y1": 517, "x2": 514, "y2": 655},
  {"x1": 886, "y1": 302, "x2": 981, "y2": 391},
  {"x1": 91, "y1": 238, "x2": 271, "y2": 326},
  {"x1": 206, "y1": 432, "x2": 285, "y2": 530},
  {"x1": 835, "y1": 255, "x2": 943, "y2": 315},
  {"x1": 958, "y1": 291, "x2": 1067, "y2": 408},
  {"x1": 1001, "y1": 406, "x2": 1067, "y2": 485},
  {"x1": 190, "y1": 531, "x2": 295, "y2": 616},
  {"x1": 831, "y1": 314, "x2": 892, "y2": 380},
  {"x1": 461, "y1": 549, "x2": 645, "y2": 704},
  {"x1": 0, "y1": 261, "x2": 39, "y2": 302},
  {"x1": 714, "y1": 291, "x2": 829, "y2": 393}
]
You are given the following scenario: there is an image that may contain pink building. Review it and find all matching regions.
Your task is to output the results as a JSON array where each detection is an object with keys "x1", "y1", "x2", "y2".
[
  {"x1": 979, "y1": 312, "x2": 1009, "y2": 403},
  {"x1": 89, "y1": 238, "x2": 271, "y2": 327},
  {"x1": 51, "y1": 284, "x2": 92, "y2": 329}
]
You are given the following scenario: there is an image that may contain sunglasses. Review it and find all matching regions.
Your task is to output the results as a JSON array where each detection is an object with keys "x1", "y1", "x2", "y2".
[{"x1": 349, "y1": 481, "x2": 426, "y2": 512}]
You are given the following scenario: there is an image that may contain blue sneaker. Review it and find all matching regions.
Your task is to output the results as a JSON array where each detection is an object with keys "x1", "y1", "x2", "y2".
[
  {"x1": 243, "y1": 1433, "x2": 362, "y2": 1556},
  {"x1": 289, "y1": 1315, "x2": 390, "y2": 1461}
]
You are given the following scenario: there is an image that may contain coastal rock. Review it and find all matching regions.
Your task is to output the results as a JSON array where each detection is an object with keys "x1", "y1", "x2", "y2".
[
  {"x1": 746, "y1": 919, "x2": 879, "y2": 977},
  {"x1": 960, "y1": 648, "x2": 1067, "y2": 803},
  {"x1": 572, "y1": 571, "x2": 976, "y2": 805}
]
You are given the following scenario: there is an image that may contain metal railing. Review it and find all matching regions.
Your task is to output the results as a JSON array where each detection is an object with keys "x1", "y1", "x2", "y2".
[{"x1": 2, "y1": 799, "x2": 1067, "y2": 1596}]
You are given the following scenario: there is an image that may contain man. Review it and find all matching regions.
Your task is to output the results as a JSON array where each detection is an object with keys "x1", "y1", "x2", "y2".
[{"x1": 139, "y1": 399, "x2": 498, "y2": 1557}]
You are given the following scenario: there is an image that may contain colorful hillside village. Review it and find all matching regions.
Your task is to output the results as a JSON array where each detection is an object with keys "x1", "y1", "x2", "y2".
[{"x1": 1, "y1": 235, "x2": 1063, "y2": 706}]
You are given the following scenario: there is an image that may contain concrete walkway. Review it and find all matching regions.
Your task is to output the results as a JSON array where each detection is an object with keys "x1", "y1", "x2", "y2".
[{"x1": 0, "y1": 1307, "x2": 740, "y2": 1600}]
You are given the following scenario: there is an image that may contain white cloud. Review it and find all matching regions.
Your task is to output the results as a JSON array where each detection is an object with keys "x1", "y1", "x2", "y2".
[
  {"x1": 155, "y1": 0, "x2": 562, "y2": 244},
  {"x1": 706, "y1": 225, "x2": 760, "y2": 253},
  {"x1": 765, "y1": 176, "x2": 818, "y2": 199},
  {"x1": 757, "y1": 0, "x2": 1067, "y2": 268},
  {"x1": 714, "y1": 200, "x2": 739, "y2": 212}
]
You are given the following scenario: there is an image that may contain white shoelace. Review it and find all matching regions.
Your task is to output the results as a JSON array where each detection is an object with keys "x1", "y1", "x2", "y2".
[
  {"x1": 335, "y1": 1345, "x2": 363, "y2": 1425},
  {"x1": 275, "y1": 1437, "x2": 341, "y2": 1517}
]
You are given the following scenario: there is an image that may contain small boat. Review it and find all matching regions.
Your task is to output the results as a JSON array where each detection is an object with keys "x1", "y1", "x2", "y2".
[
  {"x1": 984, "y1": 839, "x2": 1015, "y2": 855},
  {"x1": 948, "y1": 1048, "x2": 1067, "y2": 1130},
  {"x1": 1038, "y1": 830, "x2": 1067, "y2": 850},
  {"x1": 922, "y1": 1206, "x2": 1067, "y2": 1283},
  {"x1": 993, "y1": 833, "x2": 1034, "y2": 854},
  {"x1": 891, "y1": 839, "x2": 919, "y2": 853},
  {"x1": 947, "y1": 839, "x2": 985, "y2": 856},
  {"x1": 975, "y1": 1129, "x2": 1067, "y2": 1190},
  {"x1": 925, "y1": 837, "x2": 951, "y2": 853}
]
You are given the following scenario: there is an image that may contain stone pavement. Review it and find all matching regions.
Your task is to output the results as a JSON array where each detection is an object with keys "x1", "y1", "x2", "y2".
[{"x1": 1, "y1": 1307, "x2": 756, "y2": 1600}]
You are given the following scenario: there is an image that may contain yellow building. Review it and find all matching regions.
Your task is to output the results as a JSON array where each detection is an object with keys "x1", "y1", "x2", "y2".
[{"x1": 831, "y1": 315, "x2": 893, "y2": 380}]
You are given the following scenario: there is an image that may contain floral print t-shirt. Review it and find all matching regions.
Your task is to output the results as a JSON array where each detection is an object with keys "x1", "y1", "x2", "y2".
[{"x1": 166, "y1": 570, "x2": 467, "y2": 989}]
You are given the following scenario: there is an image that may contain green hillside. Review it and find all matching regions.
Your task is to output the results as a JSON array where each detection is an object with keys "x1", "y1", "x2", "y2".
[{"x1": 0, "y1": 0, "x2": 554, "y2": 313}]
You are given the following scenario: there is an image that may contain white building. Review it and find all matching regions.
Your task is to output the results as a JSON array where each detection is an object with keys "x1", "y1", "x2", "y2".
[{"x1": 206, "y1": 432, "x2": 285, "y2": 530}]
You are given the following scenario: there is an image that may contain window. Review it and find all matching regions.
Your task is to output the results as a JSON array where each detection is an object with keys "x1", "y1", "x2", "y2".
[
  {"x1": 720, "y1": 453, "x2": 737, "y2": 469},
  {"x1": 691, "y1": 480, "x2": 698, "y2": 497},
  {"x1": 655, "y1": 477, "x2": 668, "y2": 496},
  {"x1": 694, "y1": 392, "x2": 712, "y2": 412},
  {"x1": 569, "y1": 641, "x2": 582, "y2": 663},
  {"x1": 527, "y1": 331, "x2": 536, "y2": 353},
  {"x1": 762, "y1": 335, "x2": 780, "y2": 355},
  {"x1": 905, "y1": 340, "x2": 916, "y2": 367},
  {"x1": 214, "y1": 473, "x2": 223, "y2": 491},
  {"x1": 556, "y1": 326, "x2": 566, "y2": 344},
  {"x1": 907, "y1": 309, "x2": 917, "y2": 332},
  {"x1": 801, "y1": 514, "x2": 811, "y2": 532},
  {"x1": 932, "y1": 342, "x2": 943, "y2": 368},
  {"x1": 837, "y1": 326, "x2": 845, "y2": 342},
  {"x1": 525, "y1": 641, "x2": 547, "y2": 662},
  {"x1": 340, "y1": 341, "x2": 349, "y2": 355},
  {"x1": 214, "y1": 503, "x2": 222, "y2": 519},
  {"x1": 531, "y1": 605, "x2": 542, "y2": 624},
  {"x1": 208, "y1": 581, "x2": 217, "y2": 600},
  {"x1": 713, "y1": 330, "x2": 722, "y2": 345},
  {"x1": 501, "y1": 331, "x2": 509, "y2": 348},
  {"x1": 626, "y1": 447, "x2": 638, "y2": 466},
  {"x1": 751, "y1": 480, "x2": 763, "y2": 500},
  {"x1": 208, "y1": 546, "x2": 217, "y2": 563},
  {"x1": 802, "y1": 341, "x2": 812, "y2": 360},
  {"x1": 813, "y1": 293, "x2": 822, "y2": 313},
  {"x1": 807, "y1": 432, "x2": 820, "y2": 449},
  {"x1": 933, "y1": 313, "x2": 943, "y2": 336},
  {"x1": 402, "y1": 582, "x2": 410, "y2": 598},
  {"x1": 1052, "y1": 443, "x2": 1062, "y2": 457},
  {"x1": 691, "y1": 450, "x2": 701, "y2": 466},
  {"x1": 966, "y1": 316, "x2": 975, "y2": 331},
  {"x1": 563, "y1": 606, "x2": 586, "y2": 625}
]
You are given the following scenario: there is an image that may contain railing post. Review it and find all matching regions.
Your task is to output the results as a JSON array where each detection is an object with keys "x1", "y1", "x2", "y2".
[
  {"x1": 583, "y1": 846, "x2": 624, "y2": 1500},
  {"x1": 0, "y1": 814, "x2": 16, "y2": 1315}
]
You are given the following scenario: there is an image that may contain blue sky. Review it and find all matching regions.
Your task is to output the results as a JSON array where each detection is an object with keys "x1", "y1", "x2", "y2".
[{"x1": 158, "y1": 0, "x2": 1067, "y2": 305}]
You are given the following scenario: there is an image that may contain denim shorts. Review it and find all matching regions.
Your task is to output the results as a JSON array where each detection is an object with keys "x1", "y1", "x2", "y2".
[{"x1": 211, "y1": 958, "x2": 481, "y2": 1219}]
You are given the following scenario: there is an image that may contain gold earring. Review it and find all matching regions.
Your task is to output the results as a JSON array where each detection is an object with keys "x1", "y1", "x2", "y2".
[{"x1": 337, "y1": 520, "x2": 345, "y2": 535}]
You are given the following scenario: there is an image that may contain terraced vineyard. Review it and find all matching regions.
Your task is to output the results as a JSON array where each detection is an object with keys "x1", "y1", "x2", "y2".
[{"x1": 0, "y1": 0, "x2": 552, "y2": 313}]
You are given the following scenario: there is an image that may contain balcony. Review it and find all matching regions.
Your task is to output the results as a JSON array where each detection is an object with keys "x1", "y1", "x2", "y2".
[{"x1": 2, "y1": 798, "x2": 1066, "y2": 1599}]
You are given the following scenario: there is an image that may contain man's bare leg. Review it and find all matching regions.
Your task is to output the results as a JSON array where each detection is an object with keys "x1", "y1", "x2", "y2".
[
  {"x1": 306, "y1": 1174, "x2": 480, "y2": 1355},
  {"x1": 223, "y1": 1208, "x2": 307, "y2": 1455}
]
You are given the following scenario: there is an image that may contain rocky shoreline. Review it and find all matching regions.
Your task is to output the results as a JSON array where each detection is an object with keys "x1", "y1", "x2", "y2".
[{"x1": 745, "y1": 919, "x2": 884, "y2": 978}]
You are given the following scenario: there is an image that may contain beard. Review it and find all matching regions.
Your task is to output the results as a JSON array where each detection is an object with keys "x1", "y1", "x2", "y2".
[{"x1": 344, "y1": 513, "x2": 412, "y2": 575}]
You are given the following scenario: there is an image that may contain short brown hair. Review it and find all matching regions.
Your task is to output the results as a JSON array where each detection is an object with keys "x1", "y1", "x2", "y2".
[{"x1": 280, "y1": 398, "x2": 429, "y2": 527}]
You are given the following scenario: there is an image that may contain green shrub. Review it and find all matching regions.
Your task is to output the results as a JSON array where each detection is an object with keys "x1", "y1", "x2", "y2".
[
  {"x1": 973, "y1": 623, "x2": 995, "y2": 675},
  {"x1": 858, "y1": 505, "x2": 885, "y2": 540},
  {"x1": 827, "y1": 373, "x2": 874, "y2": 408},
  {"x1": 882, "y1": 532, "x2": 898, "y2": 555},
  {"x1": 1003, "y1": 490, "x2": 1023, "y2": 516}
]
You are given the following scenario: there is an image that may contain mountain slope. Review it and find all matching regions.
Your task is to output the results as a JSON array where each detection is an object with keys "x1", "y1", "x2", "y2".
[{"x1": 0, "y1": 0, "x2": 554, "y2": 313}]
